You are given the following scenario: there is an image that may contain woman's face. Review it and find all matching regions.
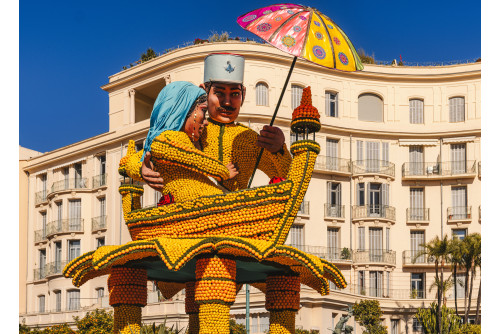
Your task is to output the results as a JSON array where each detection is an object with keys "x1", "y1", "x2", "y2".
[{"x1": 184, "y1": 102, "x2": 208, "y2": 142}]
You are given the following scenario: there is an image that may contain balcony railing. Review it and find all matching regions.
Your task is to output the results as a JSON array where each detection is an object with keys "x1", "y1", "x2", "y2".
[
  {"x1": 402, "y1": 250, "x2": 444, "y2": 265},
  {"x1": 33, "y1": 266, "x2": 48, "y2": 280},
  {"x1": 352, "y1": 160, "x2": 395, "y2": 178},
  {"x1": 92, "y1": 174, "x2": 107, "y2": 188},
  {"x1": 447, "y1": 206, "x2": 472, "y2": 221},
  {"x1": 35, "y1": 190, "x2": 47, "y2": 204},
  {"x1": 46, "y1": 219, "x2": 84, "y2": 236},
  {"x1": 314, "y1": 156, "x2": 351, "y2": 174},
  {"x1": 297, "y1": 201, "x2": 309, "y2": 215},
  {"x1": 352, "y1": 205, "x2": 396, "y2": 221},
  {"x1": 353, "y1": 249, "x2": 396, "y2": 265},
  {"x1": 45, "y1": 261, "x2": 68, "y2": 277},
  {"x1": 34, "y1": 229, "x2": 47, "y2": 243},
  {"x1": 324, "y1": 204, "x2": 345, "y2": 218},
  {"x1": 50, "y1": 178, "x2": 88, "y2": 193},
  {"x1": 92, "y1": 216, "x2": 107, "y2": 231},
  {"x1": 290, "y1": 245, "x2": 352, "y2": 262},
  {"x1": 402, "y1": 161, "x2": 476, "y2": 178},
  {"x1": 406, "y1": 208, "x2": 430, "y2": 222},
  {"x1": 348, "y1": 284, "x2": 426, "y2": 299}
]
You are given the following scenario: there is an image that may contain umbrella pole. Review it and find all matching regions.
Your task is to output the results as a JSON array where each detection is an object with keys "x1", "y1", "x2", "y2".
[{"x1": 247, "y1": 56, "x2": 297, "y2": 188}]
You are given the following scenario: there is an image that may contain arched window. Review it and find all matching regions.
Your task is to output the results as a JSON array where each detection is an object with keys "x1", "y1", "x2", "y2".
[
  {"x1": 358, "y1": 93, "x2": 383, "y2": 122},
  {"x1": 409, "y1": 99, "x2": 424, "y2": 124},
  {"x1": 291, "y1": 85, "x2": 304, "y2": 110},
  {"x1": 255, "y1": 82, "x2": 269, "y2": 106},
  {"x1": 449, "y1": 96, "x2": 465, "y2": 122},
  {"x1": 325, "y1": 91, "x2": 338, "y2": 117}
]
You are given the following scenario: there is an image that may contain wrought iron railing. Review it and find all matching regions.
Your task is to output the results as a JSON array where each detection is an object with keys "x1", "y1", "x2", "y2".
[
  {"x1": 33, "y1": 266, "x2": 48, "y2": 280},
  {"x1": 406, "y1": 208, "x2": 430, "y2": 222},
  {"x1": 352, "y1": 160, "x2": 395, "y2": 177},
  {"x1": 34, "y1": 229, "x2": 47, "y2": 243},
  {"x1": 46, "y1": 219, "x2": 84, "y2": 236},
  {"x1": 45, "y1": 261, "x2": 68, "y2": 276},
  {"x1": 92, "y1": 174, "x2": 107, "y2": 188},
  {"x1": 353, "y1": 249, "x2": 396, "y2": 265},
  {"x1": 352, "y1": 205, "x2": 396, "y2": 220},
  {"x1": 297, "y1": 201, "x2": 309, "y2": 215},
  {"x1": 447, "y1": 206, "x2": 472, "y2": 220},
  {"x1": 402, "y1": 161, "x2": 476, "y2": 177},
  {"x1": 324, "y1": 204, "x2": 345, "y2": 218},
  {"x1": 92, "y1": 216, "x2": 107, "y2": 231},
  {"x1": 314, "y1": 156, "x2": 351, "y2": 174},
  {"x1": 347, "y1": 284, "x2": 425, "y2": 299},
  {"x1": 50, "y1": 178, "x2": 88, "y2": 193},
  {"x1": 402, "y1": 250, "x2": 440, "y2": 265},
  {"x1": 35, "y1": 190, "x2": 47, "y2": 204}
]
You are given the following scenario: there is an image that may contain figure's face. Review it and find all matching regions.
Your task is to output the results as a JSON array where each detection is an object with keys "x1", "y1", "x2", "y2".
[
  {"x1": 183, "y1": 102, "x2": 208, "y2": 142},
  {"x1": 207, "y1": 83, "x2": 245, "y2": 123}
]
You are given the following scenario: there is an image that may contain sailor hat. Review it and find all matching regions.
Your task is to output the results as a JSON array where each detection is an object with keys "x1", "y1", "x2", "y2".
[{"x1": 203, "y1": 53, "x2": 245, "y2": 84}]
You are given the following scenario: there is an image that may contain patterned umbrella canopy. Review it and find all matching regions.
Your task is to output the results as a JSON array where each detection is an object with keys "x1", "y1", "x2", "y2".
[{"x1": 237, "y1": 3, "x2": 364, "y2": 71}]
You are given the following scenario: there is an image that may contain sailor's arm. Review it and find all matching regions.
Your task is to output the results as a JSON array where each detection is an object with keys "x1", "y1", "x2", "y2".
[{"x1": 257, "y1": 125, "x2": 292, "y2": 178}]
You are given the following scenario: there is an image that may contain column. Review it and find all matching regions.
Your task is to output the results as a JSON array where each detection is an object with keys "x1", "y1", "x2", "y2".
[
  {"x1": 129, "y1": 89, "x2": 136, "y2": 124},
  {"x1": 265, "y1": 275, "x2": 301, "y2": 334}
]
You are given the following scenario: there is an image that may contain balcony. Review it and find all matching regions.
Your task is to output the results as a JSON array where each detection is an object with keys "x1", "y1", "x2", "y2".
[
  {"x1": 352, "y1": 205, "x2": 396, "y2": 222},
  {"x1": 447, "y1": 206, "x2": 472, "y2": 223},
  {"x1": 34, "y1": 229, "x2": 48, "y2": 243},
  {"x1": 401, "y1": 161, "x2": 476, "y2": 180},
  {"x1": 406, "y1": 208, "x2": 430, "y2": 224},
  {"x1": 349, "y1": 284, "x2": 426, "y2": 299},
  {"x1": 33, "y1": 266, "x2": 48, "y2": 281},
  {"x1": 324, "y1": 204, "x2": 345, "y2": 219},
  {"x1": 352, "y1": 160, "x2": 395, "y2": 179},
  {"x1": 93, "y1": 174, "x2": 107, "y2": 188},
  {"x1": 49, "y1": 178, "x2": 88, "y2": 195},
  {"x1": 46, "y1": 219, "x2": 84, "y2": 237},
  {"x1": 353, "y1": 249, "x2": 396, "y2": 265},
  {"x1": 45, "y1": 261, "x2": 68, "y2": 277},
  {"x1": 314, "y1": 156, "x2": 351, "y2": 175},
  {"x1": 92, "y1": 215, "x2": 107, "y2": 231},
  {"x1": 402, "y1": 250, "x2": 445, "y2": 266},
  {"x1": 286, "y1": 245, "x2": 353, "y2": 264},
  {"x1": 35, "y1": 190, "x2": 47, "y2": 205}
]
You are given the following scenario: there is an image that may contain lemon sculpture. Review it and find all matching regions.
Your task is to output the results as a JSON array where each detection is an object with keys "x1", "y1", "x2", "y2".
[{"x1": 64, "y1": 87, "x2": 346, "y2": 334}]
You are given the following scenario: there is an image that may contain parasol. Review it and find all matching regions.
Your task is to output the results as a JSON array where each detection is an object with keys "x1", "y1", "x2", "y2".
[{"x1": 237, "y1": 3, "x2": 364, "y2": 187}]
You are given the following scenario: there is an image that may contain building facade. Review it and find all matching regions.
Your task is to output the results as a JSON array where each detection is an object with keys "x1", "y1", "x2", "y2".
[{"x1": 20, "y1": 42, "x2": 481, "y2": 333}]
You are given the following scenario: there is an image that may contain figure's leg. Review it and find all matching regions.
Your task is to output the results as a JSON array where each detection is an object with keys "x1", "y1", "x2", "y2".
[
  {"x1": 108, "y1": 267, "x2": 147, "y2": 334},
  {"x1": 195, "y1": 256, "x2": 237, "y2": 334},
  {"x1": 265, "y1": 275, "x2": 301, "y2": 334},
  {"x1": 185, "y1": 281, "x2": 200, "y2": 334}
]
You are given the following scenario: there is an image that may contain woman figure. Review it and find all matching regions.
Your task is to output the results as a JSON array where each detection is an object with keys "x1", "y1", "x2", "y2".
[{"x1": 123, "y1": 81, "x2": 238, "y2": 202}]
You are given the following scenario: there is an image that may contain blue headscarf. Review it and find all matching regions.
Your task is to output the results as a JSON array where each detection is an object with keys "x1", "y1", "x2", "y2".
[{"x1": 141, "y1": 81, "x2": 206, "y2": 161}]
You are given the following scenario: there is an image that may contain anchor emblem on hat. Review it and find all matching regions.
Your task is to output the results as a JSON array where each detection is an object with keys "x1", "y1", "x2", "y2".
[{"x1": 224, "y1": 61, "x2": 235, "y2": 73}]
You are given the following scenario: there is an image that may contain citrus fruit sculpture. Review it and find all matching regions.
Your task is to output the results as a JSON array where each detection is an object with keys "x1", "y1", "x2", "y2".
[{"x1": 64, "y1": 87, "x2": 346, "y2": 334}]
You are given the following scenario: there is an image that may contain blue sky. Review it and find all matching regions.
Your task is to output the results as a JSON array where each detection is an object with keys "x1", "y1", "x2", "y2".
[{"x1": 19, "y1": 0, "x2": 481, "y2": 153}]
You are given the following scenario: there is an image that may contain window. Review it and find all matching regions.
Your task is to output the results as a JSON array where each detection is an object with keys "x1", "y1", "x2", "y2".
[
  {"x1": 358, "y1": 93, "x2": 383, "y2": 122},
  {"x1": 358, "y1": 227, "x2": 365, "y2": 251},
  {"x1": 99, "y1": 155, "x2": 106, "y2": 175},
  {"x1": 390, "y1": 319, "x2": 399, "y2": 334},
  {"x1": 288, "y1": 225, "x2": 304, "y2": 249},
  {"x1": 368, "y1": 183, "x2": 382, "y2": 215},
  {"x1": 386, "y1": 228, "x2": 390, "y2": 251},
  {"x1": 409, "y1": 99, "x2": 424, "y2": 124},
  {"x1": 449, "y1": 96, "x2": 465, "y2": 122},
  {"x1": 410, "y1": 231, "x2": 425, "y2": 263},
  {"x1": 357, "y1": 183, "x2": 365, "y2": 206},
  {"x1": 382, "y1": 142, "x2": 389, "y2": 167},
  {"x1": 358, "y1": 271, "x2": 365, "y2": 295},
  {"x1": 410, "y1": 188, "x2": 425, "y2": 220},
  {"x1": 451, "y1": 143, "x2": 466, "y2": 174},
  {"x1": 41, "y1": 212, "x2": 47, "y2": 238},
  {"x1": 413, "y1": 318, "x2": 423, "y2": 332},
  {"x1": 256, "y1": 82, "x2": 269, "y2": 106},
  {"x1": 67, "y1": 290, "x2": 80, "y2": 311},
  {"x1": 411, "y1": 273, "x2": 425, "y2": 298},
  {"x1": 154, "y1": 191, "x2": 162, "y2": 206},
  {"x1": 327, "y1": 228, "x2": 339, "y2": 259},
  {"x1": 369, "y1": 271, "x2": 383, "y2": 297},
  {"x1": 326, "y1": 182, "x2": 341, "y2": 217},
  {"x1": 356, "y1": 140, "x2": 364, "y2": 162},
  {"x1": 325, "y1": 138, "x2": 339, "y2": 170},
  {"x1": 54, "y1": 290, "x2": 61, "y2": 312},
  {"x1": 409, "y1": 146, "x2": 424, "y2": 175},
  {"x1": 38, "y1": 295, "x2": 45, "y2": 313},
  {"x1": 291, "y1": 85, "x2": 303, "y2": 110},
  {"x1": 451, "y1": 186, "x2": 468, "y2": 219},
  {"x1": 325, "y1": 91, "x2": 338, "y2": 117},
  {"x1": 96, "y1": 287, "x2": 105, "y2": 299},
  {"x1": 41, "y1": 174, "x2": 47, "y2": 197},
  {"x1": 453, "y1": 273, "x2": 466, "y2": 298},
  {"x1": 68, "y1": 240, "x2": 81, "y2": 261},
  {"x1": 289, "y1": 132, "x2": 304, "y2": 145},
  {"x1": 452, "y1": 229, "x2": 468, "y2": 240},
  {"x1": 386, "y1": 271, "x2": 390, "y2": 296},
  {"x1": 63, "y1": 167, "x2": 69, "y2": 189},
  {"x1": 69, "y1": 199, "x2": 81, "y2": 231},
  {"x1": 97, "y1": 237, "x2": 105, "y2": 249},
  {"x1": 56, "y1": 201, "x2": 63, "y2": 227},
  {"x1": 54, "y1": 242, "x2": 62, "y2": 272},
  {"x1": 38, "y1": 249, "x2": 46, "y2": 279},
  {"x1": 99, "y1": 197, "x2": 106, "y2": 217},
  {"x1": 74, "y1": 163, "x2": 82, "y2": 188},
  {"x1": 369, "y1": 228, "x2": 383, "y2": 261}
]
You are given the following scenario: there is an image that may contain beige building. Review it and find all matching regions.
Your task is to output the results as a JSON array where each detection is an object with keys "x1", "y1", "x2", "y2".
[{"x1": 20, "y1": 41, "x2": 480, "y2": 333}]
